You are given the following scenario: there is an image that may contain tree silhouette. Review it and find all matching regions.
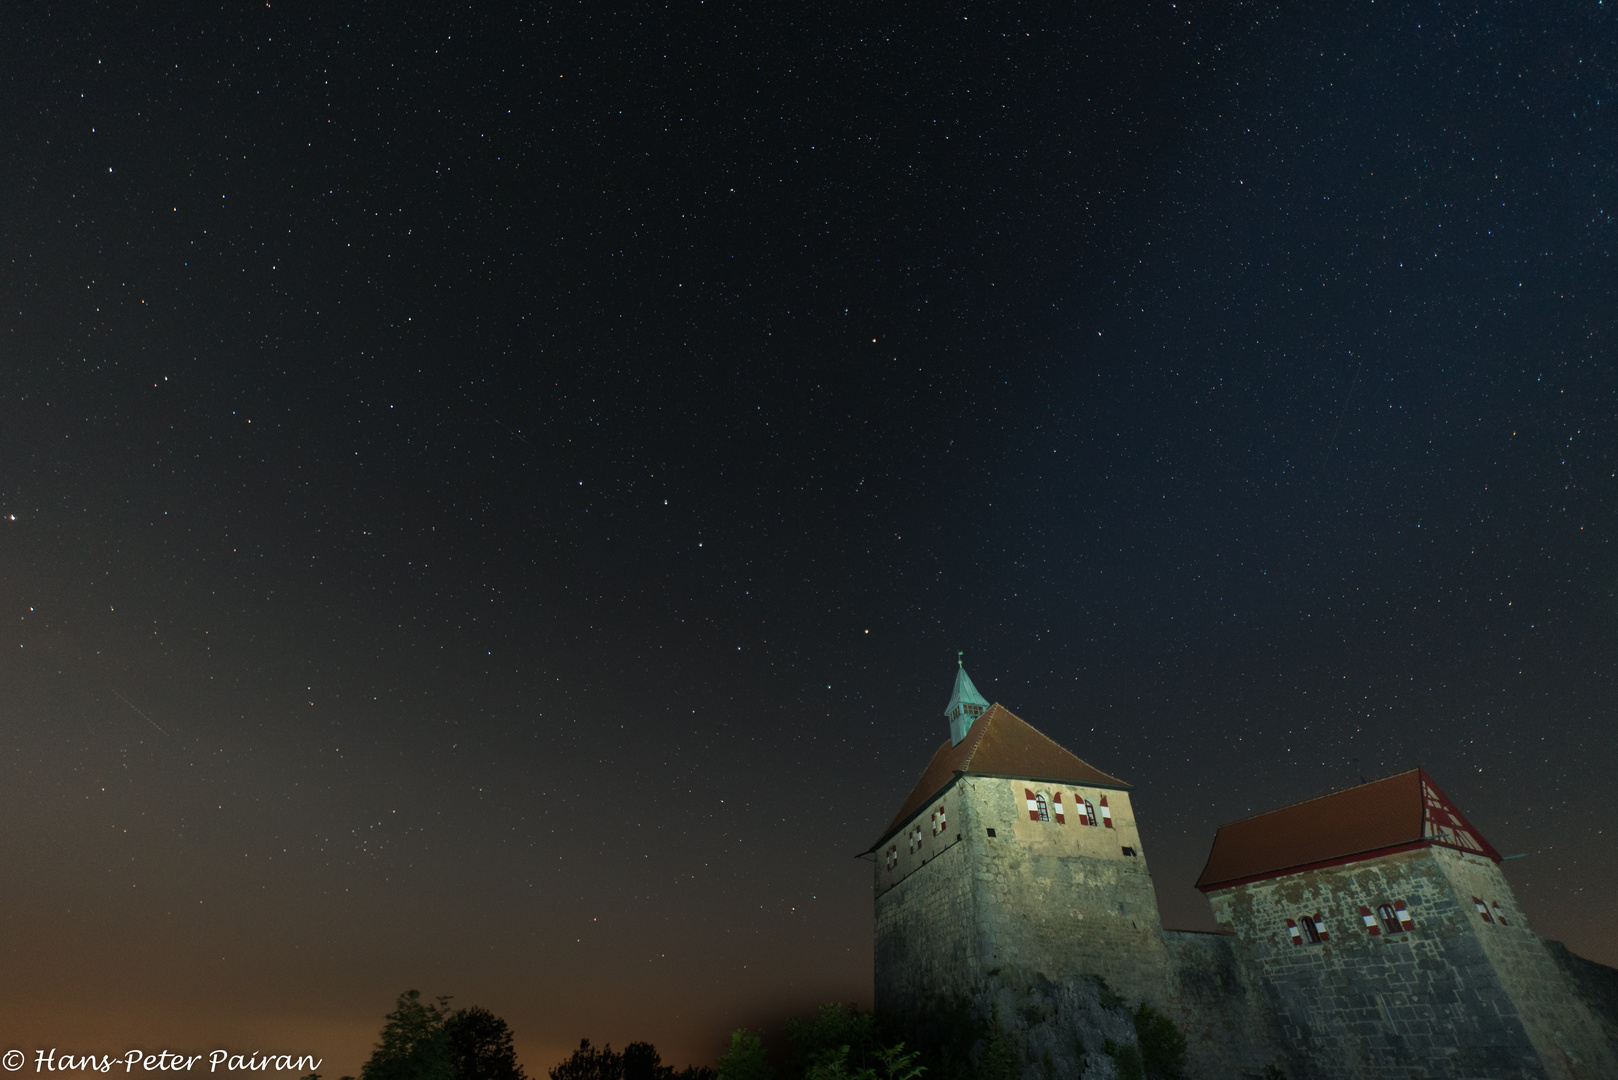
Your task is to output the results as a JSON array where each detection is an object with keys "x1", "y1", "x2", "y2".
[
  {"x1": 447, "y1": 1006, "x2": 528, "y2": 1080},
  {"x1": 548, "y1": 1039, "x2": 713, "y2": 1080},
  {"x1": 621, "y1": 1044, "x2": 665, "y2": 1080},
  {"x1": 715, "y1": 1031, "x2": 772, "y2": 1080},
  {"x1": 549, "y1": 1040, "x2": 623, "y2": 1080},
  {"x1": 360, "y1": 991, "x2": 454, "y2": 1080}
]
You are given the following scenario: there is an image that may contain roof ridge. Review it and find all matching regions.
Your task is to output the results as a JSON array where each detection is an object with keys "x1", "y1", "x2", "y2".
[
  {"x1": 869, "y1": 701, "x2": 1129, "y2": 851},
  {"x1": 956, "y1": 702, "x2": 999, "y2": 767},
  {"x1": 1211, "y1": 768, "x2": 1419, "y2": 831}
]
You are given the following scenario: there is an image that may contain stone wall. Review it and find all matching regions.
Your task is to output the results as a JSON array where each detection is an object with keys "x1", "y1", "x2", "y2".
[
  {"x1": 875, "y1": 775, "x2": 1172, "y2": 1019},
  {"x1": 964, "y1": 777, "x2": 1170, "y2": 1009},
  {"x1": 1433, "y1": 848, "x2": 1618, "y2": 1079},
  {"x1": 874, "y1": 823, "x2": 979, "y2": 1017},
  {"x1": 873, "y1": 768, "x2": 1618, "y2": 1080},
  {"x1": 1160, "y1": 930, "x2": 1289, "y2": 1080},
  {"x1": 1205, "y1": 846, "x2": 1609, "y2": 1079}
]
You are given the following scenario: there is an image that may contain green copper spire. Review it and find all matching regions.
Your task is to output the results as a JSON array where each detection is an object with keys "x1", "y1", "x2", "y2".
[{"x1": 944, "y1": 653, "x2": 990, "y2": 745}]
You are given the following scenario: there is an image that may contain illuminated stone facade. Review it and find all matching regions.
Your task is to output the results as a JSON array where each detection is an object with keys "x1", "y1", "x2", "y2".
[{"x1": 870, "y1": 677, "x2": 1618, "y2": 1080}]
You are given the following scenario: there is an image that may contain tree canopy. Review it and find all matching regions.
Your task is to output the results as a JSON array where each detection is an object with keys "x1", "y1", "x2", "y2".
[
  {"x1": 447, "y1": 1006, "x2": 528, "y2": 1080},
  {"x1": 360, "y1": 991, "x2": 531, "y2": 1080},
  {"x1": 548, "y1": 1040, "x2": 714, "y2": 1080},
  {"x1": 360, "y1": 991, "x2": 455, "y2": 1080}
]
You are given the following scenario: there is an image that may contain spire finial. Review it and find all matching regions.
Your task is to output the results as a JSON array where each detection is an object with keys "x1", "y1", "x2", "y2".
[{"x1": 944, "y1": 659, "x2": 990, "y2": 746}]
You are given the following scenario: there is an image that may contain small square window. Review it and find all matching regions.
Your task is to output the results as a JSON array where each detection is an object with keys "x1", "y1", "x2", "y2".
[
  {"x1": 985, "y1": 828, "x2": 997, "y2": 838},
  {"x1": 1121, "y1": 846, "x2": 1136, "y2": 857}
]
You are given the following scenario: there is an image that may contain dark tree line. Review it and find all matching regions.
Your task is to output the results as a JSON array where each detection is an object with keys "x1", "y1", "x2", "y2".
[
  {"x1": 547, "y1": 1040, "x2": 714, "y2": 1080},
  {"x1": 710, "y1": 1004, "x2": 922, "y2": 1080},
  {"x1": 344, "y1": 990, "x2": 714, "y2": 1080},
  {"x1": 348, "y1": 990, "x2": 527, "y2": 1080}
]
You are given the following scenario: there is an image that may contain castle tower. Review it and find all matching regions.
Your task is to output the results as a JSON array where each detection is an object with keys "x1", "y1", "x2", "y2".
[
  {"x1": 943, "y1": 654, "x2": 989, "y2": 745},
  {"x1": 869, "y1": 667, "x2": 1169, "y2": 1021},
  {"x1": 1197, "y1": 770, "x2": 1617, "y2": 1080}
]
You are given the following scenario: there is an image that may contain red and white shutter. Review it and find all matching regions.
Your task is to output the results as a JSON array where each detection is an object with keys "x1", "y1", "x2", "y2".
[
  {"x1": 930, "y1": 809, "x2": 939, "y2": 837},
  {"x1": 1052, "y1": 792, "x2": 1066, "y2": 825},
  {"x1": 938, "y1": 804, "x2": 946, "y2": 834},
  {"x1": 1099, "y1": 795, "x2": 1114, "y2": 829},
  {"x1": 1473, "y1": 897, "x2": 1493, "y2": 923},
  {"x1": 1491, "y1": 902, "x2": 1509, "y2": 926},
  {"x1": 1359, "y1": 905, "x2": 1380, "y2": 936},
  {"x1": 1026, "y1": 788, "x2": 1040, "y2": 821},
  {"x1": 1313, "y1": 914, "x2": 1329, "y2": 942},
  {"x1": 886, "y1": 846, "x2": 898, "y2": 871},
  {"x1": 1394, "y1": 900, "x2": 1413, "y2": 930},
  {"x1": 1286, "y1": 918, "x2": 1302, "y2": 945}
]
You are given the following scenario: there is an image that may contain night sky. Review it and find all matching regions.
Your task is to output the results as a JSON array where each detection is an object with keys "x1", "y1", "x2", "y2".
[{"x1": 4, "y1": 1, "x2": 1615, "y2": 1074}]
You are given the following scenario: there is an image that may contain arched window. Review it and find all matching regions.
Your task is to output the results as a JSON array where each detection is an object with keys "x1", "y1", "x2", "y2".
[
  {"x1": 1301, "y1": 915, "x2": 1321, "y2": 944},
  {"x1": 1084, "y1": 799, "x2": 1098, "y2": 826},
  {"x1": 1034, "y1": 792, "x2": 1051, "y2": 822},
  {"x1": 1377, "y1": 904, "x2": 1401, "y2": 934}
]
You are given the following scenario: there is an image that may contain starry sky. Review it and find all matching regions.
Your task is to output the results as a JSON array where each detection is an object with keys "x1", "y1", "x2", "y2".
[{"x1": 4, "y1": 1, "x2": 1615, "y2": 1075}]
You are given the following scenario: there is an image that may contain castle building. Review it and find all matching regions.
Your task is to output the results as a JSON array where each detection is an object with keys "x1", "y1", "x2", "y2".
[{"x1": 870, "y1": 667, "x2": 1618, "y2": 1080}]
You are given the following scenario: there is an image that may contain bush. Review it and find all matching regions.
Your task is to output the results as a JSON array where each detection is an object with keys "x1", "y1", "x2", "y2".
[
  {"x1": 1089, "y1": 978, "x2": 1127, "y2": 1012},
  {"x1": 788, "y1": 1004, "x2": 881, "y2": 1079},
  {"x1": 1130, "y1": 1005, "x2": 1185, "y2": 1080},
  {"x1": 716, "y1": 1031, "x2": 773, "y2": 1080},
  {"x1": 973, "y1": 1008, "x2": 1015, "y2": 1080},
  {"x1": 1100, "y1": 1041, "x2": 1142, "y2": 1080}
]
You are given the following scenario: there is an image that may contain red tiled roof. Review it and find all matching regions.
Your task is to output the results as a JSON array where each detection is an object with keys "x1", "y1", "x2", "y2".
[
  {"x1": 1195, "y1": 768, "x2": 1500, "y2": 891},
  {"x1": 868, "y1": 703, "x2": 1128, "y2": 851}
]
